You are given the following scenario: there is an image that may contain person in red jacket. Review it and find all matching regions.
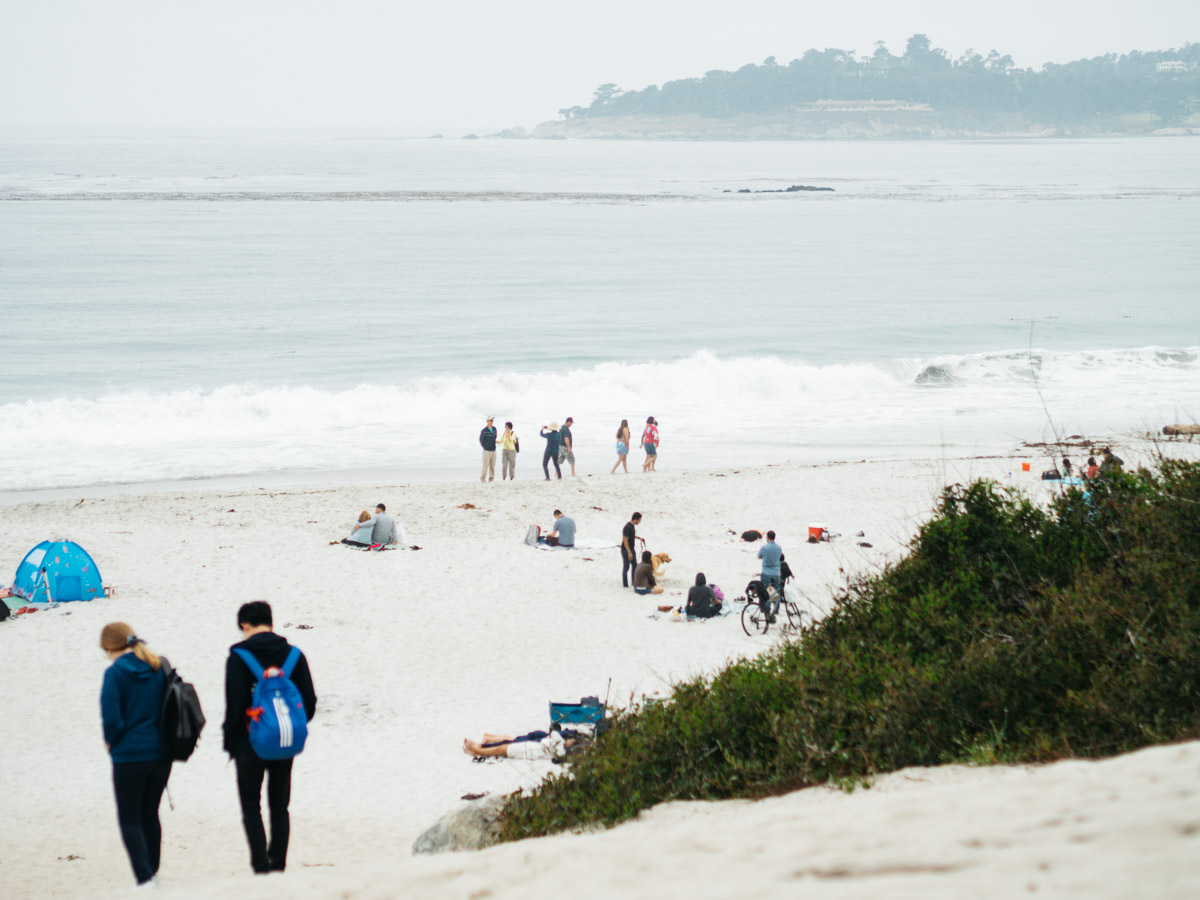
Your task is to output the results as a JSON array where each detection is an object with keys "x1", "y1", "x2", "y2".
[{"x1": 641, "y1": 417, "x2": 660, "y2": 472}]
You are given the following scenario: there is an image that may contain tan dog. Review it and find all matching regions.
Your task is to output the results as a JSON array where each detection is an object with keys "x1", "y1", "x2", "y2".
[{"x1": 651, "y1": 552, "x2": 672, "y2": 579}]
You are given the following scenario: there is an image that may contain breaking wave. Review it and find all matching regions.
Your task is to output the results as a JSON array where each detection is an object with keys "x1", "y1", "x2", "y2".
[{"x1": 2, "y1": 347, "x2": 1197, "y2": 490}]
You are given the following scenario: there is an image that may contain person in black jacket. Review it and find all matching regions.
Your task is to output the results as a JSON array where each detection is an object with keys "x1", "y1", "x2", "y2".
[
  {"x1": 99, "y1": 622, "x2": 171, "y2": 887},
  {"x1": 224, "y1": 601, "x2": 317, "y2": 874},
  {"x1": 685, "y1": 573, "x2": 722, "y2": 619},
  {"x1": 479, "y1": 416, "x2": 498, "y2": 482}
]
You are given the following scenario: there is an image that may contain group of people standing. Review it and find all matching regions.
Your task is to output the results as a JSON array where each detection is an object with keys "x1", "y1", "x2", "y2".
[
  {"x1": 478, "y1": 415, "x2": 661, "y2": 481},
  {"x1": 611, "y1": 417, "x2": 659, "y2": 474},
  {"x1": 99, "y1": 602, "x2": 317, "y2": 886}
]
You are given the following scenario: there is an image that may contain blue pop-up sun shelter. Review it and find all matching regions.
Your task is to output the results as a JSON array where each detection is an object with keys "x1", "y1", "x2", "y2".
[{"x1": 10, "y1": 540, "x2": 104, "y2": 604}]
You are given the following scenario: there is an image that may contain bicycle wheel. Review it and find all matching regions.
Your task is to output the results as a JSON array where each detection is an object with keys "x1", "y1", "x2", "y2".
[
  {"x1": 742, "y1": 601, "x2": 771, "y2": 636},
  {"x1": 785, "y1": 601, "x2": 805, "y2": 632}
]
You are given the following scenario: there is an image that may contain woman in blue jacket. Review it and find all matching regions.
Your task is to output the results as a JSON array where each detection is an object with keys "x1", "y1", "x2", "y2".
[{"x1": 100, "y1": 622, "x2": 171, "y2": 887}]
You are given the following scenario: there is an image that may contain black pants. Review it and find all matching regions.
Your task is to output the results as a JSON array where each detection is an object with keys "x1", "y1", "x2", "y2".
[
  {"x1": 543, "y1": 449, "x2": 561, "y2": 479},
  {"x1": 621, "y1": 546, "x2": 636, "y2": 587},
  {"x1": 112, "y1": 759, "x2": 172, "y2": 885},
  {"x1": 235, "y1": 749, "x2": 294, "y2": 873}
]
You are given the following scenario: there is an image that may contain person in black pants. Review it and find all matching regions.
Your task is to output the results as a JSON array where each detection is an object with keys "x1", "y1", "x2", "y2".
[
  {"x1": 621, "y1": 512, "x2": 642, "y2": 587},
  {"x1": 540, "y1": 423, "x2": 563, "y2": 480},
  {"x1": 99, "y1": 622, "x2": 172, "y2": 887},
  {"x1": 224, "y1": 601, "x2": 317, "y2": 874}
]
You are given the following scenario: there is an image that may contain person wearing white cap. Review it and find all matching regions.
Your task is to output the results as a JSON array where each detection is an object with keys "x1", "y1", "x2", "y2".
[{"x1": 479, "y1": 416, "x2": 498, "y2": 482}]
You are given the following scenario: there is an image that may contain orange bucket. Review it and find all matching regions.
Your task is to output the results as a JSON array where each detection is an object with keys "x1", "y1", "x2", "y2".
[{"x1": 1021, "y1": 462, "x2": 1031, "y2": 472}]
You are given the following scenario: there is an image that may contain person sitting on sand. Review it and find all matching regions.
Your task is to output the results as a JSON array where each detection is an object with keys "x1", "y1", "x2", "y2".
[
  {"x1": 1085, "y1": 457, "x2": 1100, "y2": 480},
  {"x1": 462, "y1": 729, "x2": 573, "y2": 761},
  {"x1": 341, "y1": 510, "x2": 374, "y2": 546},
  {"x1": 685, "y1": 572, "x2": 721, "y2": 619},
  {"x1": 1061, "y1": 457, "x2": 1073, "y2": 479},
  {"x1": 547, "y1": 509, "x2": 576, "y2": 548},
  {"x1": 633, "y1": 551, "x2": 664, "y2": 595},
  {"x1": 1100, "y1": 447, "x2": 1125, "y2": 475},
  {"x1": 357, "y1": 503, "x2": 404, "y2": 547}
]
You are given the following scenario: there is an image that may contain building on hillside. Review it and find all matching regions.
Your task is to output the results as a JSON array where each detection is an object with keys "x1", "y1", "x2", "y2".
[
  {"x1": 793, "y1": 99, "x2": 933, "y2": 113},
  {"x1": 1157, "y1": 61, "x2": 1194, "y2": 73}
]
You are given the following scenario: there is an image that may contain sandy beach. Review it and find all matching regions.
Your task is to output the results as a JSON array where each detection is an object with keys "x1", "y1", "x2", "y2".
[{"x1": 3, "y1": 438, "x2": 1197, "y2": 899}]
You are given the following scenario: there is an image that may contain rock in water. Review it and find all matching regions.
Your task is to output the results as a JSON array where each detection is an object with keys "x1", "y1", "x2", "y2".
[
  {"x1": 412, "y1": 794, "x2": 506, "y2": 855},
  {"x1": 915, "y1": 365, "x2": 957, "y2": 385}
]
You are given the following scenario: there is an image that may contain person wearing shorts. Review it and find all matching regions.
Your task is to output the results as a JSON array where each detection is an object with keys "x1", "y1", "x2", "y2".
[
  {"x1": 558, "y1": 417, "x2": 576, "y2": 476},
  {"x1": 641, "y1": 417, "x2": 659, "y2": 472}
]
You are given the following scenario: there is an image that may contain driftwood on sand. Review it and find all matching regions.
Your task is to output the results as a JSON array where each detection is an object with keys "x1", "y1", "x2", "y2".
[{"x1": 1163, "y1": 424, "x2": 1200, "y2": 436}]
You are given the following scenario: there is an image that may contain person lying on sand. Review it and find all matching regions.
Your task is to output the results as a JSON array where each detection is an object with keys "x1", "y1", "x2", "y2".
[{"x1": 462, "y1": 730, "x2": 574, "y2": 761}]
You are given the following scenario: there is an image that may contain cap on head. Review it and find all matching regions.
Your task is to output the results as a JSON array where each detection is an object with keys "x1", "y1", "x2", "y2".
[
  {"x1": 487, "y1": 415, "x2": 494, "y2": 421},
  {"x1": 550, "y1": 422, "x2": 559, "y2": 430},
  {"x1": 565, "y1": 417, "x2": 573, "y2": 424}
]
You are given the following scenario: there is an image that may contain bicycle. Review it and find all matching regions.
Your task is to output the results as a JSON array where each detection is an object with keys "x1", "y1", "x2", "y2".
[{"x1": 740, "y1": 578, "x2": 805, "y2": 636}]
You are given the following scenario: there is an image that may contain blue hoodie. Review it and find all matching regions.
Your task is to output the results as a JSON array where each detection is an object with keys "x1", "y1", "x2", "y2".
[{"x1": 101, "y1": 653, "x2": 167, "y2": 764}]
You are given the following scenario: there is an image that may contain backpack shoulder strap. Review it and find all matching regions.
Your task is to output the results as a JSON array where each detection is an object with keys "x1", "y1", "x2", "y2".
[
  {"x1": 232, "y1": 647, "x2": 265, "y2": 680},
  {"x1": 159, "y1": 656, "x2": 176, "y2": 682},
  {"x1": 280, "y1": 646, "x2": 302, "y2": 678}
]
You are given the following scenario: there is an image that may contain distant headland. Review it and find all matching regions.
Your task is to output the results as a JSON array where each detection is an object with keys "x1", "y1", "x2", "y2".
[{"x1": 507, "y1": 35, "x2": 1200, "y2": 140}]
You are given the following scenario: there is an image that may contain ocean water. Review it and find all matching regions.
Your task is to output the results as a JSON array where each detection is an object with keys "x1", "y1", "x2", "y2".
[{"x1": 1, "y1": 132, "x2": 1198, "y2": 491}]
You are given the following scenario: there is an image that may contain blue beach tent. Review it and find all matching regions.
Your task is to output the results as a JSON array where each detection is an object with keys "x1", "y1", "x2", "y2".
[{"x1": 10, "y1": 540, "x2": 104, "y2": 604}]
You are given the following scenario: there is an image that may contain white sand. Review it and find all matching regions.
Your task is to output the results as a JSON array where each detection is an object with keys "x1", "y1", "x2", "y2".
[{"x1": 2, "y1": 439, "x2": 1196, "y2": 898}]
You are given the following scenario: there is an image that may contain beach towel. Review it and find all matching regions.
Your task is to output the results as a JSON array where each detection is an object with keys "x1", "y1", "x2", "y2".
[{"x1": 535, "y1": 537, "x2": 618, "y2": 552}]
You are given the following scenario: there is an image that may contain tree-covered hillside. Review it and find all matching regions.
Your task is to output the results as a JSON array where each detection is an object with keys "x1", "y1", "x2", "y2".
[{"x1": 557, "y1": 36, "x2": 1200, "y2": 127}]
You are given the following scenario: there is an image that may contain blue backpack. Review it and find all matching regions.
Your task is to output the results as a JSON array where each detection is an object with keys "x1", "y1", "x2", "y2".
[{"x1": 233, "y1": 646, "x2": 308, "y2": 760}]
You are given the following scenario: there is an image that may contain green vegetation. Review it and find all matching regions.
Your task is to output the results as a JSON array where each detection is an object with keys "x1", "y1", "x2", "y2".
[
  {"x1": 557, "y1": 36, "x2": 1200, "y2": 129},
  {"x1": 501, "y1": 458, "x2": 1200, "y2": 840}
]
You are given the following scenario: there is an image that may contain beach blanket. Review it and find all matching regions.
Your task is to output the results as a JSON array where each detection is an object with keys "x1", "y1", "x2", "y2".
[{"x1": 535, "y1": 537, "x2": 619, "y2": 552}]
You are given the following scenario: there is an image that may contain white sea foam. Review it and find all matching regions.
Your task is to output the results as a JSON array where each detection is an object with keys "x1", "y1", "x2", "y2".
[{"x1": 2, "y1": 348, "x2": 1196, "y2": 491}]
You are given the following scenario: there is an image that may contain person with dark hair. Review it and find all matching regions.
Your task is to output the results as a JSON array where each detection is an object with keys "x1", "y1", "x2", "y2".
[
  {"x1": 540, "y1": 423, "x2": 563, "y2": 480},
  {"x1": 621, "y1": 512, "x2": 642, "y2": 587},
  {"x1": 500, "y1": 421, "x2": 519, "y2": 480},
  {"x1": 686, "y1": 573, "x2": 722, "y2": 618},
  {"x1": 99, "y1": 622, "x2": 171, "y2": 887},
  {"x1": 559, "y1": 417, "x2": 576, "y2": 476},
  {"x1": 611, "y1": 419, "x2": 631, "y2": 474},
  {"x1": 757, "y1": 530, "x2": 783, "y2": 616},
  {"x1": 1100, "y1": 447, "x2": 1124, "y2": 474},
  {"x1": 224, "y1": 602, "x2": 317, "y2": 874},
  {"x1": 547, "y1": 509, "x2": 576, "y2": 548},
  {"x1": 1085, "y1": 456, "x2": 1100, "y2": 480},
  {"x1": 641, "y1": 417, "x2": 659, "y2": 472},
  {"x1": 633, "y1": 550, "x2": 663, "y2": 595},
  {"x1": 355, "y1": 503, "x2": 400, "y2": 546}
]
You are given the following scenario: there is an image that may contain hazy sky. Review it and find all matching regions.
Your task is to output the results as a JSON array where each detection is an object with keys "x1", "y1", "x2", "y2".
[{"x1": 2, "y1": 0, "x2": 1196, "y2": 133}]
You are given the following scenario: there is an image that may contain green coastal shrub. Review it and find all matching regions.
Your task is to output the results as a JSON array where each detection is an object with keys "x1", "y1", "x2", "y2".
[{"x1": 500, "y1": 458, "x2": 1200, "y2": 840}]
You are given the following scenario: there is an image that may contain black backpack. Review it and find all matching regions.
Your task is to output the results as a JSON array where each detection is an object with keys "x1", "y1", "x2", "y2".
[{"x1": 159, "y1": 658, "x2": 206, "y2": 762}]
